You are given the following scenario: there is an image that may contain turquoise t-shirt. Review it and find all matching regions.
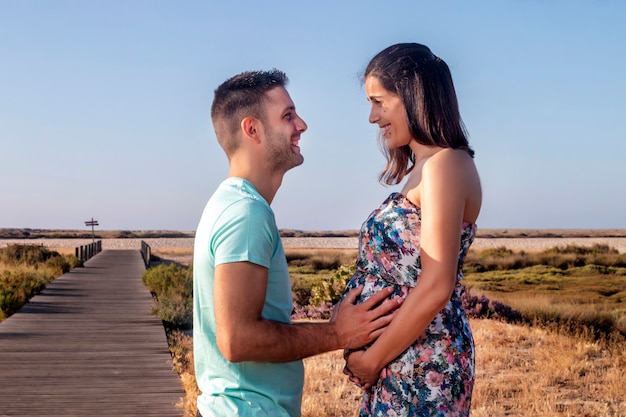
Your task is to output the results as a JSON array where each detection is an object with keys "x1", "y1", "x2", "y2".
[{"x1": 193, "y1": 177, "x2": 304, "y2": 417}]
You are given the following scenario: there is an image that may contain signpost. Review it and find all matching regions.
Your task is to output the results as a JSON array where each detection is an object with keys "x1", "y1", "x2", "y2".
[{"x1": 85, "y1": 218, "x2": 99, "y2": 243}]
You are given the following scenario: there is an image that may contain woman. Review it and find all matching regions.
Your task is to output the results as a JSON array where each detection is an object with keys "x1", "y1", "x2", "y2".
[{"x1": 342, "y1": 43, "x2": 482, "y2": 416}]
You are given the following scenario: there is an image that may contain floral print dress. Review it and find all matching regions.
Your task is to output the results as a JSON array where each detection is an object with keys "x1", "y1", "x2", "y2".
[{"x1": 342, "y1": 193, "x2": 477, "y2": 417}]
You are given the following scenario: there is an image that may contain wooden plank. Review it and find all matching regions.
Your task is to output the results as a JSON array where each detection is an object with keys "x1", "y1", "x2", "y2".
[{"x1": 0, "y1": 250, "x2": 185, "y2": 416}]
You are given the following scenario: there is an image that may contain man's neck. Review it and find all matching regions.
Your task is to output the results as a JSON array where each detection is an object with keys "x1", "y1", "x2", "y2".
[{"x1": 227, "y1": 169, "x2": 283, "y2": 205}]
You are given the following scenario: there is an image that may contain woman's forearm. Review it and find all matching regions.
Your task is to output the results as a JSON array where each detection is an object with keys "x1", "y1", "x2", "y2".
[{"x1": 362, "y1": 277, "x2": 454, "y2": 371}]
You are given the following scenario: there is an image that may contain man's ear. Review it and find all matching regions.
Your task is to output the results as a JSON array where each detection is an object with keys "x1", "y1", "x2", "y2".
[{"x1": 241, "y1": 117, "x2": 263, "y2": 144}]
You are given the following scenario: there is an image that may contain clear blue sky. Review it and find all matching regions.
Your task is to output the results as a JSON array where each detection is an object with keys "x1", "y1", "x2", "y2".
[{"x1": 1, "y1": 1, "x2": 625, "y2": 231}]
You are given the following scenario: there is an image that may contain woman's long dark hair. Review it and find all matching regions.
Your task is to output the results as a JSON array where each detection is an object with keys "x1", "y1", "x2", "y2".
[{"x1": 365, "y1": 43, "x2": 474, "y2": 185}]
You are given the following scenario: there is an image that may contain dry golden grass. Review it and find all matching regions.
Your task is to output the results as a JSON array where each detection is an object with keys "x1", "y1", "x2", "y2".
[
  {"x1": 471, "y1": 320, "x2": 625, "y2": 416},
  {"x1": 166, "y1": 330, "x2": 200, "y2": 417},
  {"x1": 301, "y1": 349, "x2": 361, "y2": 416},
  {"x1": 152, "y1": 248, "x2": 194, "y2": 257},
  {"x1": 48, "y1": 247, "x2": 76, "y2": 256},
  {"x1": 285, "y1": 248, "x2": 358, "y2": 270},
  {"x1": 172, "y1": 319, "x2": 625, "y2": 417},
  {"x1": 298, "y1": 319, "x2": 626, "y2": 417},
  {"x1": 150, "y1": 248, "x2": 194, "y2": 267}
]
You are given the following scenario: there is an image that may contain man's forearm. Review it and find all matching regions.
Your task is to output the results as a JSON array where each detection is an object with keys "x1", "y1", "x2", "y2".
[
  {"x1": 216, "y1": 285, "x2": 400, "y2": 363},
  {"x1": 217, "y1": 319, "x2": 341, "y2": 363}
]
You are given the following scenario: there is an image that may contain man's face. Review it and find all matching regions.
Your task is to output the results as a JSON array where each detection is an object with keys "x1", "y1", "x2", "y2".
[{"x1": 261, "y1": 86, "x2": 307, "y2": 173}]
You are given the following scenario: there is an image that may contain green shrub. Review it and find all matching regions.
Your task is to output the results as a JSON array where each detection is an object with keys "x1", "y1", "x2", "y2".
[
  {"x1": 151, "y1": 291, "x2": 192, "y2": 328},
  {"x1": 142, "y1": 264, "x2": 193, "y2": 328},
  {"x1": 464, "y1": 244, "x2": 625, "y2": 273},
  {"x1": 45, "y1": 256, "x2": 72, "y2": 274},
  {"x1": 0, "y1": 245, "x2": 81, "y2": 321},
  {"x1": 479, "y1": 247, "x2": 514, "y2": 258},
  {"x1": 545, "y1": 243, "x2": 618, "y2": 255},
  {"x1": 309, "y1": 265, "x2": 354, "y2": 307},
  {"x1": 290, "y1": 274, "x2": 320, "y2": 306},
  {"x1": 142, "y1": 264, "x2": 193, "y2": 299},
  {"x1": 0, "y1": 244, "x2": 56, "y2": 266},
  {"x1": 0, "y1": 268, "x2": 55, "y2": 319}
]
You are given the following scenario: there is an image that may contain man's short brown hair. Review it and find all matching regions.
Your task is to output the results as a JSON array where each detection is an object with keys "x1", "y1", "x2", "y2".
[{"x1": 211, "y1": 69, "x2": 288, "y2": 154}]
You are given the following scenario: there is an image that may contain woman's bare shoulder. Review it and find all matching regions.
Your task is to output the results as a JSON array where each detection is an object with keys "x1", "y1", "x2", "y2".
[{"x1": 424, "y1": 148, "x2": 474, "y2": 173}]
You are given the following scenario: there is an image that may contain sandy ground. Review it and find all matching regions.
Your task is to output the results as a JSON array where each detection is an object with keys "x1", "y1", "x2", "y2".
[
  {"x1": 1, "y1": 236, "x2": 626, "y2": 253},
  {"x1": 283, "y1": 237, "x2": 626, "y2": 253},
  {"x1": 468, "y1": 236, "x2": 626, "y2": 253}
]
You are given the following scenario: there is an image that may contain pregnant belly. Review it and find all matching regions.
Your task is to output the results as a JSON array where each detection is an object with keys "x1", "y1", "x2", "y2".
[{"x1": 352, "y1": 271, "x2": 410, "y2": 304}]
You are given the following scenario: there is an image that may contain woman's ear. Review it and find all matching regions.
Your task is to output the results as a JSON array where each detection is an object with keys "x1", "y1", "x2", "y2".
[{"x1": 241, "y1": 117, "x2": 263, "y2": 144}]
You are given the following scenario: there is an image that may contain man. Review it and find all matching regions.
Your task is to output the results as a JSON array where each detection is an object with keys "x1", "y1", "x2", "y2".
[{"x1": 193, "y1": 69, "x2": 400, "y2": 417}]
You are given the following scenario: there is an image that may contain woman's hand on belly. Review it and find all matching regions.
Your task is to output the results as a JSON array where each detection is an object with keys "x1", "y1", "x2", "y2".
[{"x1": 343, "y1": 349, "x2": 381, "y2": 390}]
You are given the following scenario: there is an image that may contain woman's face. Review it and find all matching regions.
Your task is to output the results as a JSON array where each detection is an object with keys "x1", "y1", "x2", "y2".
[{"x1": 365, "y1": 75, "x2": 413, "y2": 149}]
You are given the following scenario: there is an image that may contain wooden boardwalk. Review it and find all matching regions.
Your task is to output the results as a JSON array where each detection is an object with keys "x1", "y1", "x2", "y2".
[{"x1": 0, "y1": 250, "x2": 185, "y2": 416}]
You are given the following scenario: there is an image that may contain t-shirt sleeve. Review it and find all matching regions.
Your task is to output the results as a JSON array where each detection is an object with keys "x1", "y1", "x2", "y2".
[{"x1": 211, "y1": 198, "x2": 276, "y2": 269}]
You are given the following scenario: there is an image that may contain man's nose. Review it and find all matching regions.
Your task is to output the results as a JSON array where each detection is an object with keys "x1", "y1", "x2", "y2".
[{"x1": 296, "y1": 116, "x2": 307, "y2": 132}]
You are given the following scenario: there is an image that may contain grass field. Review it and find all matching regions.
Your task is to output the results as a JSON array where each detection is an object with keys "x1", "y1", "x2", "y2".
[
  {"x1": 149, "y1": 244, "x2": 625, "y2": 417},
  {"x1": 300, "y1": 319, "x2": 626, "y2": 417},
  {"x1": 167, "y1": 319, "x2": 626, "y2": 417}
]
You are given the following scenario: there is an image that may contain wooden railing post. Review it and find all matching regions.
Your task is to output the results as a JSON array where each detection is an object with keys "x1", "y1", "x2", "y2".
[
  {"x1": 140, "y1": 241, "x2": 151, "y2": 267},
  {"x1": 74, "y1": 240, "x2": 103, "y2": 262}
]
